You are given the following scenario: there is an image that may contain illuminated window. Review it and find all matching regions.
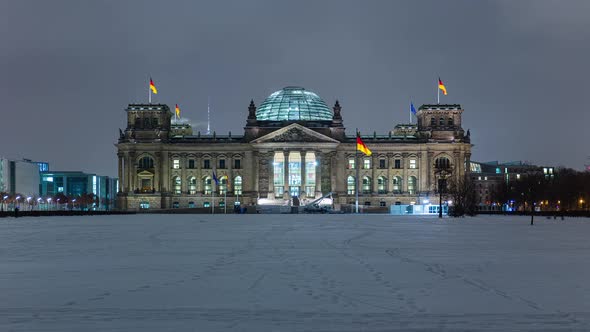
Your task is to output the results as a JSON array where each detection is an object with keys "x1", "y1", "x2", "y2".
[
  {"x1": 348, "y1": 158, "x2": 355, "y2": 169},
  {"x1": 219, "y1": 176, "x2": 227, "y2": 195},
  {"x1": 363, "y1": 159, "x2": 371, "y2": 169},
  {"x1": 188, "y1": 176, "x2": 197, "y2": 195},
  {"x1": 273, "y1": 152, "x2": 284, "y2": 198},
  {"x1": 347, "y1": 176, "x2": 356, "y2": 195},
  {"x1": 393, "y1": 177, "x2": 402, "y2": 194},
  {"x1": 173, "y1": 159, "x2": 180, "y2": 169},
  {"x1": 409, "y1": 159, "x2": 417, "y2": 169},
  {"x1": 172, "y1": 176, "x2": 181, "y2": 194},
  {"x1": 234, "y1": 176, "x2": 242, "y2": 195},
  {"x1": 516, "y1": 174, "x2": 521, "y2": 180},
  {"x1": 377, "y1": 176, "x2": 387, "y2": 194},
  {"x1": 408, "y1": 176, "x2": 417, "y2": 195},
  {"x1": 203, "y1": 176, "x2": 212, "y2": 195},
  {"x1": 362, "y1": 176, "x2": 371, "y2": 194}
]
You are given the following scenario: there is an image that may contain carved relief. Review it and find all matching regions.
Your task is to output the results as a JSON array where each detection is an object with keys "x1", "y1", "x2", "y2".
[{"x1": 268, "y1": 127, "x2": 326, "y2": 142}]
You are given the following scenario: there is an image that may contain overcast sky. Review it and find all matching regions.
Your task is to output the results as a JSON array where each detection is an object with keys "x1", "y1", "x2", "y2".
[{"x1": 1, "y1": 0, "x2": 589, "y2": 176}]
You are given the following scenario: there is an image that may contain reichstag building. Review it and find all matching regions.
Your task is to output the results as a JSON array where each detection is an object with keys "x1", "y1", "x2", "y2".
[{"x1": 116, "y1": 86, "x2": 472, "y2": 210}]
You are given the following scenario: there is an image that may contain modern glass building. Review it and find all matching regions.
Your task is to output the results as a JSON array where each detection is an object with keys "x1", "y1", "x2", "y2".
[
  {"x1": 40, "y1": 171, "x2": 118, "y2": 210},
  {"x1": 116, "y1": 86, "x2": 472, "y2": 211}
]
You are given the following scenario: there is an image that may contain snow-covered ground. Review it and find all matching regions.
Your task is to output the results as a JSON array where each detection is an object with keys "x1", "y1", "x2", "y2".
[{"x1": 1, "y1": 214, "x2": 590, "y2": 331}]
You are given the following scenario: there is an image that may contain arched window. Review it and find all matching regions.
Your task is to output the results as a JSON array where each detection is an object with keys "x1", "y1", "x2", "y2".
[
  {"x1": 439, "y1": 117, "x2": 445, "y2": 126},
  {"x1": 408, "y1": 176, "x2": 417, "y2": 195},
  {"x1": 448, "y1": 117, "x2": 454, "y2": 126},
  {"x1": 203, "y1": 176, "x2": 212, "y2": 195},
  {"x1": 172, "y1": 176, "x2": 181, "y2": 195},
  {"x1": 393, "y1": 176, "x2": 402, "y2": 194},
  {"x1": 430, "y1": 117, "x2": 436, "y2": 126},
  {"x1": 234, "y1": 176, "x2": 242, "y2": 195},
  {"x1": 144, "y1": 117, "x2": 151, "y2": 129},
  {"x1": 138, "y1": 156, "x2": 154, "y2": 170},
  {"x1": 377, "y1": 176, "x2": 387, "y2": 194},
  {"x1": 347, "y1": 176, "x2": 355, "y2": 195},
  {"x1": 188, "y1": 176, "x2": 197, "y2": 195},
  {"x1": 219, "y1": 176, "x2": 228, "y2": 195},
  {"x1": 362, "y1": 176, "x2": 371, "y2": 194},
  {"x1": 435, "y1": 157, "x2": 450, "y2": 170}
]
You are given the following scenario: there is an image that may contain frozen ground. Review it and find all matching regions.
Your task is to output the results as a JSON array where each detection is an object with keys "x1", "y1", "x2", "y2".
[{"x1": 1, "y1": 214, "x2": 590, "y2": 331}]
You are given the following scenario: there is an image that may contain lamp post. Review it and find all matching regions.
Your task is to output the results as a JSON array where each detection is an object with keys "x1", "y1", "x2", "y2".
[
  {"x1": 26, "y1": 197, "x2": 31, "y2": 211},
  {"x1": 1, "y1": 195, "x2": 7, "y2": 211},
  {"x1": 15, "y1": 196, "x2": 21, "y2": 210},
  {"x1": 434, "y1": 169, "x2": 449, "y2": 218}
]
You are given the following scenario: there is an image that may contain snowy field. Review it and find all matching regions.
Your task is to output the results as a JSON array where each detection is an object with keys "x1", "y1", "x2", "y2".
[{"x1": 1, "y1": 214, "x2": 590, "y2": 331}]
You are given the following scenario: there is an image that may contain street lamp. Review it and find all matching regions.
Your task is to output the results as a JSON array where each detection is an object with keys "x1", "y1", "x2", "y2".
[
  {"x1": 26, "y1": 197, "x2": 31, "y2": 211},
  {"x1": 47, "y1": 197, "x2": 52, "y2": 211},
  {"x1": 433, "y1": 164, "x2": 451, "y2": 218},
  {"x1": 15, "y1": 196, "x2": 21, "y2": 209}
]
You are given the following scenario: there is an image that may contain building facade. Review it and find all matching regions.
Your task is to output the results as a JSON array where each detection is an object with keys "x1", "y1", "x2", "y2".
[
  {"x1": 40, "y1": 171, "x2": 119, "y2": 210},
  {"x1": 116, "y1": 86, "x2": 472, "y2": 211},
  {"x1": 470, "y1": 160, "x2": 555, "y2": 211},
  {"x1": 0, "y1": 158, "x2": 41, "y2": 197}
]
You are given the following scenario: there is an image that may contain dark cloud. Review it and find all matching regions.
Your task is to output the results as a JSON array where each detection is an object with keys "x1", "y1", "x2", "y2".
[{"x1": 1, "y1": 0, "x2": 588, "y2": 175}]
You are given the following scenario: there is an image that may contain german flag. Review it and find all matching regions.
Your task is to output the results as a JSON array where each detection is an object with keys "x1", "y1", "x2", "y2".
[
  {"x1": 356, "y1": 132, "x2": 372, "y2": 156},
  {"x1": 175, "y1": 104, "x2": 181, "y2": 118},
  {"x1": 150, "y1": 78, "x2": 158, "y2": 94},
  {"x1": 438, "y1": 77, "x2": 447, "y2": 95}
]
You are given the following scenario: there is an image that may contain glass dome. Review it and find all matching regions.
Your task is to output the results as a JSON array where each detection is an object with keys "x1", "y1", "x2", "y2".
[{"x1": 256, "y1": 86, "x2": 333, "y2": 121}]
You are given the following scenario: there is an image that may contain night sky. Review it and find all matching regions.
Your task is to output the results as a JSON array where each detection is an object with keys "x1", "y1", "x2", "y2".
[{"x1": 1, "y1": 0, "x2": 589, "y2": 176}]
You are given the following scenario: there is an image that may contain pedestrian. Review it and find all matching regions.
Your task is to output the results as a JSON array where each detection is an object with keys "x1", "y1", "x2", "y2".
[{"x1": 14, "y1": 206, "x2": 19, "y2": 218}]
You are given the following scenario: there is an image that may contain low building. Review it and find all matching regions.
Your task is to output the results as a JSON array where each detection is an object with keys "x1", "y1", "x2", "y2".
[
  {"x1": 470, "y1": 161, "x2": 555, "y2": 211},
  {"x1": 40, "y1": 171, "x2": 118, "y2": 210}
]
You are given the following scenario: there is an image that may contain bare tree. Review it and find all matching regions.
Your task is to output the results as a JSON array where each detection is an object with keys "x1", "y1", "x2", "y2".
[{"x1": 447, "y1": 175, "x2": 477, "y2": 217}]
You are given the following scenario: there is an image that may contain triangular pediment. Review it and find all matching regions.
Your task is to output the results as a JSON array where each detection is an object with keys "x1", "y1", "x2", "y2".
[
  {"x1": 137, "y1": 170, "x2": 154, "y2": 177},
  {"x1": 251, "y1": 124, "x2": 339, "y2": 144}
]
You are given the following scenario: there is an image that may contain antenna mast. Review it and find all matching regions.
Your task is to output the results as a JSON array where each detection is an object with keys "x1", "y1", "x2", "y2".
[{"x1": 207, "y1": 96, "x2": 211, "y2": 135}]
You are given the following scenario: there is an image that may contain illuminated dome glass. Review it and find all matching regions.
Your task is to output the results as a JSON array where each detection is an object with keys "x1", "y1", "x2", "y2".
[{"x1": 256, "y1": 86, "x2": 333, "y2": 121}]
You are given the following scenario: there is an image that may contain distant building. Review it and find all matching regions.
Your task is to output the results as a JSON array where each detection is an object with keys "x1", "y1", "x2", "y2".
[
  {"x1": 40, "y1": 171, "x2": 118, "y2": 210},
  {"x1": 116, "y1": 86, "x2": 472, "y2": 211},
  {"x1": 470, "y1": 161, "x2": 555, "y2": 211},
  {"x1": 0, "y1": 158, "x2": 41, "y2": 197}
]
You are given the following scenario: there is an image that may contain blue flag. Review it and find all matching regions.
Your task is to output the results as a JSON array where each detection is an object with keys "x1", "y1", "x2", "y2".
[
  {"x1": 410, "y1": 102, "x2": 417, "y2": 115},
  {"x1": 212, "y1": 171, "x2": 219, "y2": 186}
]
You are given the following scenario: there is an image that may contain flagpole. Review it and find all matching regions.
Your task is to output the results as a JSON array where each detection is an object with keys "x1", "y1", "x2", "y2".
[
  {"x1": 149, "y1": 84, "x2": 152, "y2": 104},
  {"x1": 224, "y1": 178, "x2": 227, "y2": 214},
  {"x1": 437, "y1": 79, "x2": 440, "y2": 105},
  {"x1": 409, "y1": 100, "x2": 412, "y2": 124},
  {"x1": 355, "y1": 128, "x2": 359, "y2": 214}
]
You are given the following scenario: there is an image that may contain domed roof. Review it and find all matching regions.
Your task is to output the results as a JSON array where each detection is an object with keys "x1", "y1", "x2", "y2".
[{"x1": 256, "y1": 86, "x2": 333, "y2": 121}]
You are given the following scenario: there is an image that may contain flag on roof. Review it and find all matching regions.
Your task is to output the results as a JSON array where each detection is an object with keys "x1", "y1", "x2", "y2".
[{"x1": 356, "y1": 132, "x2": 372, "y2": 156}]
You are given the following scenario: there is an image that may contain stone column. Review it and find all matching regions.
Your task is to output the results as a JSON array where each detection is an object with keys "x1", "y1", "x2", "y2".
[
  {"x1": 387, "y1": 153, "x2": 394, "y2": 194},
  {"x1": 129, "y1": 152, "x2": 136, "y2": 192},
  {"x1": 161, "y1": 151, "x2": 169, "y2": 193},
  {"x1": 266, "y1": 152, "x2": 274, "y2": 198},
  {"x1": 123, "y1": 152, "x2": 130, "y2": 192},
  {"x1": 117, "y1": 153, "x2": 123, "y2": 192},
  {"x1": 196, "y1": 153, "x2": 202, "y2": 192},
  {"x1": 402, "y1": 153, "x2": 408, "y2": 193},
  {"x1": 154, "y1": 151, "x2": 161, "y2": 192},
  {"x1": 228, "y1": 153, "x2": 234, "y2": 194},
  {"x1": 371, "y1": 154, "x2": 378, "y2": 194},
  {"x1": 180, "y1": 153, "x2": 187, "y2": 194},
  {"x1": 315, "y1": 152, "x2": 322, "y2": 197},
  {"x1": 283, "y1": 150, "x2": 289, "y2": 195},
  {"x1": 300, "y1": 151, "x2": 306, "y2": 196}
]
